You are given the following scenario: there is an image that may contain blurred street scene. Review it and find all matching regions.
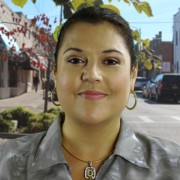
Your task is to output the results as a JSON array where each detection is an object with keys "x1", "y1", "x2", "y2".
[{"x1": 0, "y1": 89, "x2": 55, "y2": 113}]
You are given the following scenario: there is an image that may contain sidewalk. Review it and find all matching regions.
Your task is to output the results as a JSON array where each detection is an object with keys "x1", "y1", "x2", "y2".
[
  {"x1": 0, "y1": 90, "x2": 55, "y2": 113},
  {"x1": 0, "y1": 90, "x2": 56, "y2": 143}
]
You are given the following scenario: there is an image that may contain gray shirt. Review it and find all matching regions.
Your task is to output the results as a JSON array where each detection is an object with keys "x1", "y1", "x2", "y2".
[{"x1": 0, "y1": 113, "x2": 180, "y2": 180}]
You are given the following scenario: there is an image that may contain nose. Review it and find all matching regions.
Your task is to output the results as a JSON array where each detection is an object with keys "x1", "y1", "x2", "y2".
[{"x1": 81, "y1": 64, "x2": 103, "y2": 82}]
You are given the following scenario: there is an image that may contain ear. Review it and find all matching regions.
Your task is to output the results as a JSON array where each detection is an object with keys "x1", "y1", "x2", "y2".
[{"x1": 131, "y1": 63, "x2": 138, "y2": 91}]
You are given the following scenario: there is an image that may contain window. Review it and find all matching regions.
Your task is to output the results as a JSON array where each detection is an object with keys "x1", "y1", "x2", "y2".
[{"x1": 176, "y1": 31, "x2": 178, "y2": 46}]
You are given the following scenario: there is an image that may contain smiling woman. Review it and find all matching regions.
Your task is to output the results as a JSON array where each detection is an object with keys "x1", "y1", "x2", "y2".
[{"x1": 0, "y1": 6, "x2": 180, "y2": 180}]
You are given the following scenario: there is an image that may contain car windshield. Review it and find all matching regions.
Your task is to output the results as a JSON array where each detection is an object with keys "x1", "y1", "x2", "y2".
[{"x1": 163, "y1": 75, "x2": 180, "y2": 87}]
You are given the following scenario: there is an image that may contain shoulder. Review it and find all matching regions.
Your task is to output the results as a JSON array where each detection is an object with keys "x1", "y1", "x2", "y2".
[
  {"x1": 136, "y1": 131, "x2": 180, "y2": 153},
  {"x1": 0, "y1": 132, "x2": 46, "y2": 177},
  {"x1": 0, "y1": 132, "x2": 46, "y2": 156},
  {"x1": 135, "y1": 132, "x2": 180, "y2": 170}
]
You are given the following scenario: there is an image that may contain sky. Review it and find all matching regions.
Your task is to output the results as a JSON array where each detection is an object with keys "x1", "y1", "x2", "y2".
[{"x1": 2, "y1": 0, "x2": 180, "y2": 41}]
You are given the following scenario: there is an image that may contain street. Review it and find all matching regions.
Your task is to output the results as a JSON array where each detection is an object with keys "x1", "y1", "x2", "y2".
[
  {"x1": 0, "y1": 90, "x2": 180, "y2": 146},
  {"x1": 123, "y1": 92, "x2": 180, "y2": 146}
]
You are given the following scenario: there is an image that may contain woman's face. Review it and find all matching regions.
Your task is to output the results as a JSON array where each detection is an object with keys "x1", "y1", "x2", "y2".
[{"x1": 55, "y1": 22, "x2": 137, "y2": 125}]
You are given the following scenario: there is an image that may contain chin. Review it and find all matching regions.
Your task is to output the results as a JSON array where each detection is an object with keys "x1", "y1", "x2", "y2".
[{"x1": 77, "y1": 112, "x2": 112, "y2": 126}]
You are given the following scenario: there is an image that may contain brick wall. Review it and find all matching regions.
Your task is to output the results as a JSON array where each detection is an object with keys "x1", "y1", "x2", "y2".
[{"x1": 150, "y1": 32, "x2": 173, "y2": 73}]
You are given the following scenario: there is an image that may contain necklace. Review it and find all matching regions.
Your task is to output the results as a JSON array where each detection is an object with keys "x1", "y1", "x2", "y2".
[{"x1": 62, "y1": 144, "x2": 113, "y2": 180}]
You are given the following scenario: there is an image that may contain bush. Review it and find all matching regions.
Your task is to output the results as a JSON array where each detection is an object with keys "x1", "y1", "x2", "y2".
[
  {"x1": 47, "y1": 107, "x2": 61, "y2": 115},
  {"x1": 0, "y1": 106, "x2": 36, "y2": 128},
  {"x1": 21, "y1": 112, "x2": 56, "y2": 133},
  {"x1": 0, "y1": 106, "x2": 61, "y2": 134},
  {"x1": 0, "y1": 115, "x2": 14, "y2": 132}
]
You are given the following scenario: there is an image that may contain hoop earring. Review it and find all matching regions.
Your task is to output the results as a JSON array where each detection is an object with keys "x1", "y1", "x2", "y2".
[
  {"x1": 51, "y1": 87, "x2": 60, "y2": 106},
  {"x1": 126, "y1": 91, "x2": 137, "y2": 110}
]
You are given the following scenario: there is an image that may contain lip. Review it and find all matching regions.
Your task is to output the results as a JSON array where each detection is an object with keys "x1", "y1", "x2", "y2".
[{"x1": 78, "y1": 90, "x2": 107, "y2": 100}]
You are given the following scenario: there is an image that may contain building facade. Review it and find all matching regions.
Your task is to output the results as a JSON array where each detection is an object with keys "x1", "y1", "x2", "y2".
[
  {"x1": 173, "y1": 8, "x2": 180, "y2": 73},
  {"x1": 0, "y1": 0, "x2": 47, "y2": 99},
  {"x1": 150, "y1": 31, "x2": 173, "y2": 79}
]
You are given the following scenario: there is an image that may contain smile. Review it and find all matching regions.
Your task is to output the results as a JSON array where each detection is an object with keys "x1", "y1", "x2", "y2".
[{"x1": 79, "y1": 90, "x2": 107, "y2": 100}]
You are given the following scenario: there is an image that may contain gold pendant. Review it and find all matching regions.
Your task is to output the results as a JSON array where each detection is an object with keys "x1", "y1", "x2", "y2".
[{"x1": 84, "y1": 161, "x2": 96, "y2": 179}]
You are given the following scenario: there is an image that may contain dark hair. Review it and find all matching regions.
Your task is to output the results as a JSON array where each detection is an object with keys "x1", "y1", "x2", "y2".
[{"x1": 54, "y1": 6, "x2": 136, "y2": 71}]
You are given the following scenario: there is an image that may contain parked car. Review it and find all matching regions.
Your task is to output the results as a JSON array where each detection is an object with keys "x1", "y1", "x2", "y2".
[
  {"x1": 142, "y1": 80, "x2": 155, "y2": 98},
  {"x1": 150, "y1": 74, "x2": 180, "y2": 102},
  {"x1": 134, "y1": 77, "x2": 148, "y2": 91}
]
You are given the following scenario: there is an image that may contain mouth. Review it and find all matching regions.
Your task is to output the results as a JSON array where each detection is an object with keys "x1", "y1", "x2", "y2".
[{"x1": 78, "y1": 90, "x2": 107, "y2": 100}]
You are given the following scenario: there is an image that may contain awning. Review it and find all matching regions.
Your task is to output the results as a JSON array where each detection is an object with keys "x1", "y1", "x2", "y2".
[
  {"x1": 0, "y1": 24, "x2": 20, "y2": 53},
  {"x1": 20, "y1": 51, "x2": 39, "y2": 70}
]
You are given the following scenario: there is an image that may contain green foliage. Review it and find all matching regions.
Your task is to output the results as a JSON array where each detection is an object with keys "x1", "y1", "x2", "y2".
[
  {"x1": 21, "y1": 112, "x2": 56, "y2": 133},
  {"x1": 0, "y1": 115, "x2": 14, "y2": 132},
  {"x1": 0, "y1": 106, "x2": 36, "y2": 128},
  {"x1": 53, "y1": 25, "x2": 62, "y2": 42},
  {"x1": 0, "y1": 106, "x2": 61, "y2": 133},
  {"x1": 11, "y1": 0, "x2": 28, "y2": 8},
  {"x1": 47, "y1": 107, "x2": 62, "y2": 114}
]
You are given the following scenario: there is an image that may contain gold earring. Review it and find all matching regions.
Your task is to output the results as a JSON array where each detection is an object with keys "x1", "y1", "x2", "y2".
[
  {"x1": 51, "y1": 87, "x2": 60, "y2": 106},
  {"x1": 126, "y1": 91, "x2": 137, "y2": 110}
]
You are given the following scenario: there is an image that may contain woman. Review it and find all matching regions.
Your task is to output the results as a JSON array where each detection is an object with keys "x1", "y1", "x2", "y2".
[{"x1": 0, "y1": 7, "x2": 180, "y2": 180}]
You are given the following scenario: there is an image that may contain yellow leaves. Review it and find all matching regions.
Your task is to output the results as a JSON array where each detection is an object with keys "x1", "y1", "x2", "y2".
[
  {"x1": 132, "y1": 29, "x2": 141, "y2": 41},
  {"x1": 11, "y1": 0, "x2": 28, "y2": 8},
  {"x1": 141, "y1": 39, "x2": 150, "y2": 47},
  {"x1": 143, "y1": 58, "x2": 152, "y2": 70},
  {"x1": 71, "y1": 0, "x2": 84, "y2": 11},
  {"x1": 123, "y1": 0, "x2": 130, "y2": 5},
  {"x1": 139, "y1": 52, "x2": 146, "y2": 63},
  {"x1": 132, "y1": 0, "x2": 153, "y2": 17},
  {"x1": 141, "y1": 1, "x2": 153, "y2": 17},
  {"x1": 71, "y1": 0, "x2": 95, "y2": 11},
  {"x1": 53, "y1": 25, "x2": 62, "y2": 42},
  {"x1": 133, "y1": 1, "x2": 141, "y2": 13},
  {"x1": 71, "y1": 0, "x2": 120, "y2": 14},
  {"x1": 100, "y1": 4, "x2": 120, "y2": 15}
]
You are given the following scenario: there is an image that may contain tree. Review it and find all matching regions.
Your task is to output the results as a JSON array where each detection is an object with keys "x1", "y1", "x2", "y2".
[
  {"x1": 1, "y1": 0, "x2": 160, "y2": 111},
  {"x1": 0, "y1": 5, "x2": 56, "y2": 112},
  {"x1": 10, "y1": 0, "x2": 161, "y2": 70}
]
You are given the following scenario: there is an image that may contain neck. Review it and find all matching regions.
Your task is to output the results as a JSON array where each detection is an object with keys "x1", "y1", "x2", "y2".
[{"x1": 61, "y1": 115, "x2": 121, "y2": 160}]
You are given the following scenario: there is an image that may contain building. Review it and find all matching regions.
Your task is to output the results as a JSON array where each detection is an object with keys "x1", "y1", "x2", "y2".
[
  {"x1": 173, "y1": 8, "x2": 180, "y2": 73},
  {"x1": 150, "y1": 31, "x2": 173, "y2": 78},
  {"x1": 0, "y1": 0, "x2": 48, "y2": 99}
]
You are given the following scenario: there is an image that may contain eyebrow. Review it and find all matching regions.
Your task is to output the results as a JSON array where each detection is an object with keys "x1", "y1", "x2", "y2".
[
  {"x1": 63, "y1": 47, "x2": 82, "y2": 54},
  {"x1": 63, "y1": 48, "x2": 124, "y2": 56},
  {"x1": 102, "y1": 49, "x2": 124, "y2": 56}
]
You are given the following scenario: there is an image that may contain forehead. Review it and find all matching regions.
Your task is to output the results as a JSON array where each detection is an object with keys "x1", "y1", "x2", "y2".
[
  {"x1": 64, "y1": 21, "x2": 122, "y2": 37},
  {"x1": 60, "y1": 22, "x2": 126, "y2": 49}
]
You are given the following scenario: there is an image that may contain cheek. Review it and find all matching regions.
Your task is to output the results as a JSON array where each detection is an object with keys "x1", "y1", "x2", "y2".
[
  {"x1": 56, "y1": 69, "x2": 79, "y2": 98},
  {"x1": 111, "y1": 73, "x2": 131, "y2": 97},
  {"x1": 56, "y1": 73, "x2": 71, "y2": 92}
]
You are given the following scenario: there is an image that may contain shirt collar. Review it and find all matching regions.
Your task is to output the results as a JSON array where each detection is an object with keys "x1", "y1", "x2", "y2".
[
  {"x1": 29, "y1": 113, "x2": 66, "y2": 172},
  {"x1": 114, "y1": 119, "x2": 149, "y2": 169},
  {"x1": 30, "y1": 114, "x2": 149, "y2": 172}
]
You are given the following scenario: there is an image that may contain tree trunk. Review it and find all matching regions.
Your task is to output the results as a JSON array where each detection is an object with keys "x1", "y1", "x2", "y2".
[{"x1": 44, "y1": 58, "x2": 51, "y2": 112}]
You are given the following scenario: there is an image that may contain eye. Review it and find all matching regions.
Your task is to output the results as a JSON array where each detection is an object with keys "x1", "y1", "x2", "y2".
[
  {"x1": 67, "y1": 57, "x2": 86, "y2": 65},
  {"x1": 103, "y1": 58, "x2": 120, "y2": 65}
]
